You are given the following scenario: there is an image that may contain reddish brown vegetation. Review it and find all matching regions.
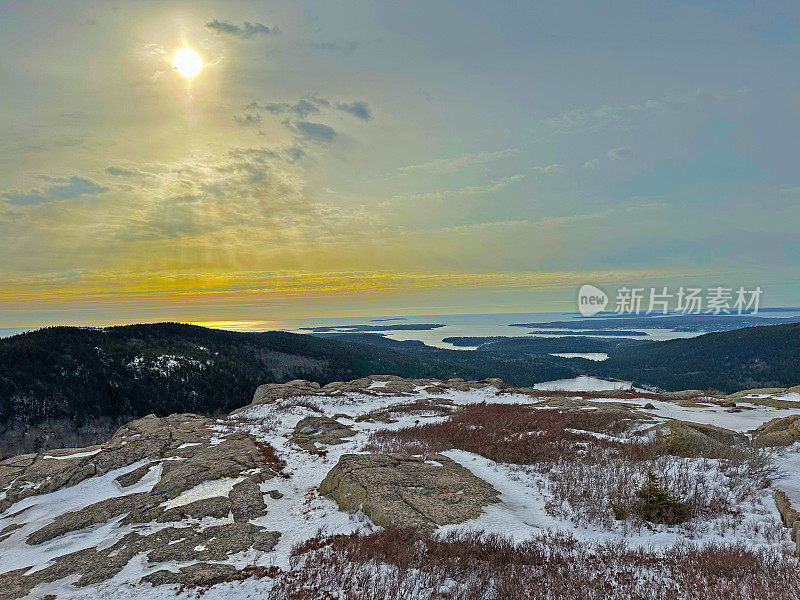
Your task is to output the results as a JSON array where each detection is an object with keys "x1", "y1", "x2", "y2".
[
  {"x1": 255, "y1": 440, "x2": 289, "y2": 476},
  {"x1": 366, "y1": 403, "x2": 640, "y2": 463},
  {"x1": 257, "y1": 526, "x2": 800, "y2": 600},
  {"x1": 365, "y1": 403, "x2": 776, "y2": 529}
]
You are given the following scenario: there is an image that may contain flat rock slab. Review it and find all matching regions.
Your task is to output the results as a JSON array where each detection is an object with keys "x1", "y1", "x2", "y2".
[
  {"x1": 0, "y1": 523, "x2": 280, "y2": 600},
  {"x1": 0, "y1": 413, "x2": 216, "y2": 513},
  {"x1": 320, "y1": 453, "x2": 499, "y2": 533},
  {"x1": 25, "y1": 433, "x2": 275, "y2": 545},
  {"x1": 142, "y1": 562, "x2": 240, "y2": 587}
]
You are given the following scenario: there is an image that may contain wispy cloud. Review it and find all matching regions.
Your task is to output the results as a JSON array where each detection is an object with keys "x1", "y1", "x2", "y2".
[
  {"x1": 546, "y1": 100, "x2": 659, "y2": 134},
  {"x1": 582, "y1": 158, "x2": 601, "y2": 169},
  {"x1": 205, "y1": 19, "x2": 279, "y2": 39},
  {"x1": 245, "y1": 98, "x2": 325, "y2": 117},
  {"x1": 607, "y1": 146, "x2": 634, "y2": 161},
  {"x1": 393, "y1": 149, "x2": 518, "y2": 176},
  {"x1": 533, "y1": 164, "x2": 563, "y2": 174},
  {"x1": 385, "y1": 175, "x2": 526, "y2": 205},
  {"x1": 233, "y1": 113, "x2": 262, "y2": 127},
  {"x1": 311, "y1": 41, "x2": 360, "y2": 54},
  {"x1": 3, "y1": 176, "x2": 107, "y2": 205}
]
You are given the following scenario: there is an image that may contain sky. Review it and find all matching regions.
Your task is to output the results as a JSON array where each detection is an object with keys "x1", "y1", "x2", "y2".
[{"x1": 1, "y1": 0, "x2": 799, "y2": 329}]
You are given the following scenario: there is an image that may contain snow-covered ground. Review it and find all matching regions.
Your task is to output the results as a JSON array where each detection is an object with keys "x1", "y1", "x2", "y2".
[{"x1": 1, "y1": 375, "x2": 799, "y2": 599}]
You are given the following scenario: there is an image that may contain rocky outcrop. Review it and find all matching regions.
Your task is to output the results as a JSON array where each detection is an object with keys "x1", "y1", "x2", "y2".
[
  {"x1": 0, "y1": 413, "x2": 216, "y2": 513},
  {"x1": 774, "y1": 490, "x2": 800, "y2": 556},
  {"x1": 290, "y1": 416, "x2": 355, "y2": 452},
  {"x1": 320, "y1": 453, "x2": 499, "y2": 533},
  {"x1": 248, "y1": 376, "x2": 506, "y2": 408},
  {"x1": 141, "y1": 562, "x2": 240, "y2": 587},
  {"x1": 21, "y1": 431, "x2": 276, "y2": 547},
  {"x1": 252, "y1": 379, "x2": 322, "y2": 405},
  {"x1": 642, "y1": 420, "x2": 748, "y2": 457},
  {"x1": 158, "y1": 496, "x2": 232, "y2": 522},
  {"x1": 355, "y1": 397, "x2": 457, "y2": 423},
  {"x1": 660, "y1": 390, "x2": 706, "y2": 401},
  {"x1": 0, "y1": 422, "x2": 281, "y2": 598},
  {"x1": 750, "y1": 415, "x2": 800, "y2": 447},
  {"x1": 730, "y1": 386, "x2": 800, "y2": 399},
  {"x1": 0, "y1": 523, "x2": 23, "y2": 543},
  {"x1": 0, "y1": 523, "x2": 280, "y2": 599},
  {"x1": 26, "y1": 492, "x2": 150, "y2": 545}
]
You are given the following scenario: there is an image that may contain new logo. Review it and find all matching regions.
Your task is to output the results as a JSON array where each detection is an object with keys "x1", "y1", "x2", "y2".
[{"x1": 578, "y1": 284, "x2": 608, "y2": 317}]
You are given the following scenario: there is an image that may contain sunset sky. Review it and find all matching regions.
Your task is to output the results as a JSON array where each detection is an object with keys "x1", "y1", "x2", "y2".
[{"x1": 1, "y1": 1, "x2": 799, "y2": 329}]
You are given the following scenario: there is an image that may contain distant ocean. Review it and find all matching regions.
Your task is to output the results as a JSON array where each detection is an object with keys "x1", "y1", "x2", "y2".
[
  {"x1": 279, "y1": 309, "x2": 800, "y2": 350},
  {"x1": 4, "y1": 309, "x2": 800, "y2": 344}
]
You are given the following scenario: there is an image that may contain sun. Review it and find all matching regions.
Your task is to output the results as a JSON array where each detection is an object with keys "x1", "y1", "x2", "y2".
[{"x1": 173, "y1": 47, "x2": 203, "y2": 78}]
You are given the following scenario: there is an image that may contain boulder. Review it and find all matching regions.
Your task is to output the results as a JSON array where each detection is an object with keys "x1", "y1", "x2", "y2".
[
  {"x1": 290, "y1": 416, "x2": 355, "y2": 452},
  {"x1": 648, "y1": 420, "x2": 747, "y2": 455},
  {"x1": 774, "y1": 490, "x2": 800, "y2": 528},
  {"x1": 320, "y1": 453, "x2": 499, "y2": 533},
  {"x1": 321, "y1": 378, "x2": 374, "y2": 394},
  {"x1": 252, "y1": 381, "x2": 321, "y2": 405},
  {"x1": 751, "y1": 415, "x2": 800, "y2": 447},
  {"x1": 229, "y1": 478, "x2": 268, "y2": 522}
]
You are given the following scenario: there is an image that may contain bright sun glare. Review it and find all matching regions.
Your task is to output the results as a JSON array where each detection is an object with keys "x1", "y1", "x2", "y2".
[{"x1": 173, "y1": 47, "x2": 203, "y2": 78}]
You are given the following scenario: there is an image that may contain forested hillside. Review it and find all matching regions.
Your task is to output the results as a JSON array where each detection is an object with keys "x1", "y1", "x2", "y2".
[
  {"x1": 3, "y1": 321, "x2": 799, "y2": 457},
  {"x1": 0, "y1": 323, "x2": 579, "y2": 455},
  {"x1": 594, "y1": 323, "x2": 800, "y2": 392}
]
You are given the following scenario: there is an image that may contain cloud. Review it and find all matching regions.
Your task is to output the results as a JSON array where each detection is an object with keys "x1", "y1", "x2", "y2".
[
  {"x1": 101, "y1": 146, "x2": 312, "y2": 242},
  {"x1": 246, "y1": 98, "x2": 326, "y2": 117},
  {"x1": 580, "y1": 147, "x2": 634, "y2": 170},
  {"x1": 532, "y1": 163, "x2": 562, "y2": 174},
  {"x1": 311, "y1": 41, "x2": 359, "y2": 54},
  {"x1": 205, "y1": 19, "x2": 279, "y2": 39},
  {"x1": 385, "y1": 174, "x2": 526, "y2": 205},
  {"x1": 393, "y1": 149, "x2": 517, "y2": 176},
  {"x1": 546, "y1": 100, "x2": 659, "y2": 135},
  {"x1": 234, "y1": 113, "x2": 262, "y2": 127},
  {"x1": 105, "y1": 166, "x2": 138, "y2": 177},
  {"x1": 247, "y1": 101, "x2": 290, "y2": 114},
  {"x1": 293, "y1": 121, "x2": 337, "y2": 142},
  {"x1": 335, "y1": 101, "x2": 372, "y2": 121},
  {"x1": 293, "y1": 99, "x2": 320, "y2": 117},
  {"x1": 582, "y1": 158, "x2": 601, "y2": 169},
  {"x1": 4, "y1": 176, "x2": 107, "y2": 205},
  {"x1": 607, "y1": 146, "x2": 635, "y2": 161}
]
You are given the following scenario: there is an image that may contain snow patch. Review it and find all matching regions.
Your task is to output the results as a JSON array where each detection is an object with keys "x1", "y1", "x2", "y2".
[
  {"x1": 160, "y1": 477, "x2": 245, "y2": 510},
  {"x1": 42, "y1": 448, "x2": 102, "y2": 460}
]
